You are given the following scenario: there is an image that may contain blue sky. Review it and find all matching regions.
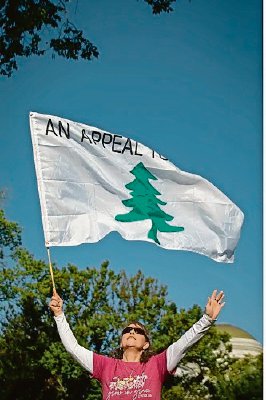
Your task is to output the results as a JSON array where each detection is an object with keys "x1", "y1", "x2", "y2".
[{"x1": 0, "y1": 0, "x2": 262, "y2": 342}]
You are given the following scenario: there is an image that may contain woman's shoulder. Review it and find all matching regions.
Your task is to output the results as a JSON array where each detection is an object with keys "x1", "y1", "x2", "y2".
[{"x1": 147, "y1": 350, "x2": 167, "y2": 364}]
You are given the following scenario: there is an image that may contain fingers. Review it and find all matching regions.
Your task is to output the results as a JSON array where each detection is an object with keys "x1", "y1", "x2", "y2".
[
  {"x1": 49, "y1": 289, "x2": 63, "y2": 313},
  {"x1": 52, "y1": 288, "x2": 61, "y2": 298},
  {"x1": 50, "y1": 297, "x2": 62, "y2": 307},
  {"x1": 216, "y1": 291, "x2": 224, "y2": 302},
  {"x1": 210, "y1": 289, "x2": 217, "y2": 301},
  {"x1": 205, "y1": 290, "x2": 225, "y2": 320},
  {"x1": 210, "y1": 290, "x2": 224, "y2": 303},
  {"x1": 52, "y1": 288, "x2": 61, "y2": 300},
  {"x1": 50, "y1": 298, "x2": 62, "y2": 307}
]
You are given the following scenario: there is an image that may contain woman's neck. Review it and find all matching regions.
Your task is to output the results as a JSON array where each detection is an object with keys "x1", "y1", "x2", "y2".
[{"x1": 122, "y1": 348, "x2": 142, "y2": 362}]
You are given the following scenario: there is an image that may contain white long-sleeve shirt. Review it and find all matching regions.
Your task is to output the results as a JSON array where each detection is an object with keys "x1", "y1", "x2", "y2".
[{"x1": 54, "y1": 313, "x2": 213, "y2": 375}]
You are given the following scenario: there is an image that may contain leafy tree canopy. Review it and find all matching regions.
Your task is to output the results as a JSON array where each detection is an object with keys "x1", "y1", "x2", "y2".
[
  {"x1": 0, "y1": 207, "x2": 21, "y2": 260},
  {"x1": 213, "y1": 353, "x2": 263, "y2": 400},
  {"x1": 0, "y1": 0, "x2": 176, "y2": 77}
]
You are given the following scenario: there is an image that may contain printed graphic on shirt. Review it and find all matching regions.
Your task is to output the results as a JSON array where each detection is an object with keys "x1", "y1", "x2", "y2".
[{"x1": 106, "y1": 372, "x2": 152, "y2": 399}]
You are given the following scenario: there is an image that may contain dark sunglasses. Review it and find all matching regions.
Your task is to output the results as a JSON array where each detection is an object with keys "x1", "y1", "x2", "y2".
[{"x1": 122, "y1": 326, "x2": 146, "y2": 336}]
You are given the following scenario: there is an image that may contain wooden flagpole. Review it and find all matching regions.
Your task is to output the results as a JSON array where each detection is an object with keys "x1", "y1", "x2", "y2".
[{"x1": 46, "y1": 246, "x2": 56, "y2": 291}]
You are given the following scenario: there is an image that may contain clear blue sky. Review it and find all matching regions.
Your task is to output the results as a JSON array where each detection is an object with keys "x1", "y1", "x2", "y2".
[{"x1": 0, "y1": 0, "x2": 262, "y2": 342}]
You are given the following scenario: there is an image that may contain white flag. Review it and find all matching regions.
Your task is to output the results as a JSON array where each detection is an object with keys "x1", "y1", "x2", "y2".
[{"x1": 29, "y1": 112, "x2": 244, "y2": 263}]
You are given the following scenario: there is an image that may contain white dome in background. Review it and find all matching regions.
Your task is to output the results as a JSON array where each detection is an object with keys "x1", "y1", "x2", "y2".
[
  {"x1": 216, "y1": 324, "x2": 262, "y2": 358},
  {"x1": 174, "y1": 324, "x2": 262, "y2": 379}
]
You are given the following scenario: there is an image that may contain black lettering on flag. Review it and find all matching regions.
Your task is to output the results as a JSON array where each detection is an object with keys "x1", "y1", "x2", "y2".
[
  {"x1": 151, "y1": 149, "x2": 167, "y2": 160},
  {"x1": 122, "y1": 138, "x2": 133, "y2": 155},
  {"x1": 102, "y1": 133, "x2": 113, "y2": 148},
  {"x1": 92, "y1": 131, "x2": 101, "y2": 144},
  {"x1": 134, "y1": 141, "x2": 143, "y2": 156},
  {"x1": 46, "y1": 119, "x2": 58, "y2": 136},
  {"x1": 112, "y1": 135, "x2": 122, "y2": 153},
  {"x1": 58, "y1": 121, "x2": 70, "y2": 139},
  {"x1": 81, "y1": 129, "x2": 92, "y2": 143}
]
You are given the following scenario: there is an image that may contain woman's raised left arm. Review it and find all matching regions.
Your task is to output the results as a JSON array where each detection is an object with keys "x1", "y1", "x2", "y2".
[{"x1": 166, "y1": 290, "x2": 225, "y2": 373}]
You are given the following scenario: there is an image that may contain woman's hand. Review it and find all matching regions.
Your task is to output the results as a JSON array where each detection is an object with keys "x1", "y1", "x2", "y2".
[
  {"x1": 49, "y1": 289, "x2": 63, "y2": 317},
  {"x1": 205, "y1": 289, "x2": 225, "y2": 320}
]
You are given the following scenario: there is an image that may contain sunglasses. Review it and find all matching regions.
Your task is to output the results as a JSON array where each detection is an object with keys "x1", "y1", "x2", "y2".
[{"x1": 122, "y1": 326, "x2": 146, "y2": 336}]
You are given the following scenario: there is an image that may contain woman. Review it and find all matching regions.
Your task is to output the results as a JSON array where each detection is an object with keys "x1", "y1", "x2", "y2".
[{"x1": 50, "y1": 289, "x2": 225, "y2": 400}]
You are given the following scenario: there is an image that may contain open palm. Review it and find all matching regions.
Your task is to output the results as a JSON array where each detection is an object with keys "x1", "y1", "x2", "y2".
[{"x1": 205, "y1": 289, "x2": 225, "y2": 320}]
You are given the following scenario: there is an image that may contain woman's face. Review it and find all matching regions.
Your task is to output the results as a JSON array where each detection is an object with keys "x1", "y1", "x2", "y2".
[{"x1": 120, "y1": 323, "x2": 150, "y2": 351}]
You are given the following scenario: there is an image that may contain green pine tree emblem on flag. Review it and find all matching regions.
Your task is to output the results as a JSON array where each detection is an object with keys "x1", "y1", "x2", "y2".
[{"x1": 115, "y1": 162, "x2": 184, "y2": 244}]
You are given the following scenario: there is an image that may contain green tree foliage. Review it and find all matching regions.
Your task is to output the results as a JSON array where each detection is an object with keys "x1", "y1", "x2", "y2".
[
  {"x1": 214, "y1": 353, "x2": 263, "y2": 400},
  {"x1": 0, "y1": 0, "x2": 176, "y2": 77},
  {"x1": 0, "y1": 208, "x2": 21, "y2": 259},
  {"x1": 0, "y1": 208, "x2": 262, "y2": 399}
]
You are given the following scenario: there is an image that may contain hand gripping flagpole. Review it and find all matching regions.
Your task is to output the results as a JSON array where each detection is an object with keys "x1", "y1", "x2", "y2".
[{"x1": 46, "y1": 246, "x2": 56, "y2": 291}]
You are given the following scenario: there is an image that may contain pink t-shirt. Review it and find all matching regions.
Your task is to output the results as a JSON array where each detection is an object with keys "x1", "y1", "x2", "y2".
[{"x1": 93, "y1": 351, "x2": 169, "y2": 400}]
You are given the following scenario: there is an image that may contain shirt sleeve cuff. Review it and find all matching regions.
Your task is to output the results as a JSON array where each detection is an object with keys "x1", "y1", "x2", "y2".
[
  {"x1": 54, "y1": 312, "x2": 65, "y2": 322},
  {"x1": 203, "y1": 313, "x2": 217, "y2": 324}
]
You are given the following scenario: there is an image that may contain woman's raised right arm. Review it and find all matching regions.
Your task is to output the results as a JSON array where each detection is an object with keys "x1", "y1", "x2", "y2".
[{"x1": 50, "y1": 290, "x2": 93, "y2": 374}]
